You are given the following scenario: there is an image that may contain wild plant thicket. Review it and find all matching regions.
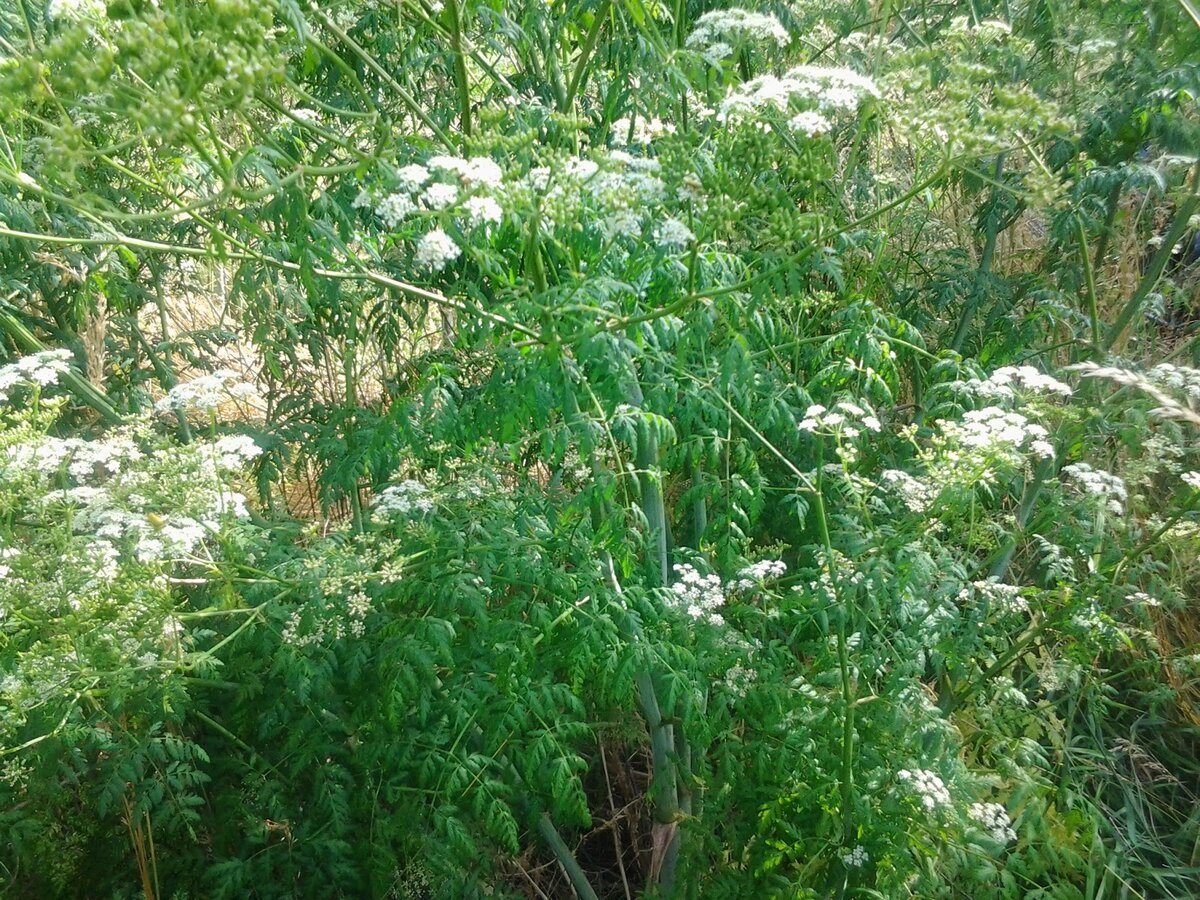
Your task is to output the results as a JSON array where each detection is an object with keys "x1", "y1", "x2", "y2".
[{"x1": 0, "y1": 0, "x2": 1199, "y2": 896}]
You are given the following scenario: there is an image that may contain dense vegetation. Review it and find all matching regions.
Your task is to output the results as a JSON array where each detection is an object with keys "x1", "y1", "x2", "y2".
[{"x1": 1, "y1": 0, "x2": 1199, "y2": 896}]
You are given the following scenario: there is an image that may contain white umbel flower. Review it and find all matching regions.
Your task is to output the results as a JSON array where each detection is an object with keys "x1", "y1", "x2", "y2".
[
  {"x1": 372, "y1": 480, "x2": 434, "y2": 517},
  {"x1": 788, "y1": 110, "x2": 832, "y2": 137},
  {"x1": 420, "y1": 182, "x2": 459, "y2": 210},
  {"x1": 655, "y1": 217, "x2": 694, "y2": 251},
  {"x1": 414, "y1": 228, "x2": 461, "y2": 271},
  {"x1": 897, "y1": 768, "x2": 951, "y2": 811},
  {"x1": 1062, "y1": 463, "x2": 1127, "y2": 514},
  {"x1": 376, "y1": 192, "x2": 417, "y2": 228},
  {"x1": 0, "y1": 349, "x2": 73, "y2": 402},
  {"x1": 463, "y1": 195, "x2": 503, "y2": 227},
  {"x1": 667, "y1": 563, "x2": 727, "y2": 626},
  {"x1": 841, "y1": 845, "x2": 868, "y2": 868},
  {"x1": 686, "y1": 9, "x2": 789, "y2": 48},
  {"x1": 47, "y1": 0, "x2": 105, "y2": 21},
  {"x1": 395, "y1": 164, "x2": 431, "y2": 192},
  {"x1": 968, "y1": 802, "x2": 1016, "y2": 843}
]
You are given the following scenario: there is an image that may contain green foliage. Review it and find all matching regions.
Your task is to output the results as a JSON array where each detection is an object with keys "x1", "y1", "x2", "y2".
[{"x1": 1, "y1": 0, "x2": 1199, "y2": 897}]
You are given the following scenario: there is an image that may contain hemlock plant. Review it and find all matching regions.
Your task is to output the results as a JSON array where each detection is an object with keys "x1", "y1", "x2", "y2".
[{"x1": 0, "y1": 0, "x2": 1199, "y2": 896}]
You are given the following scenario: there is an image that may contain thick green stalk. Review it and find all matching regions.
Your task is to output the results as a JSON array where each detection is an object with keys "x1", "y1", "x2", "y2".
[
  {"x1": 568, "y1": 377, "x2": 682, "y2": 892},
  {"x1": 444, "y1": 0, "x2": 473, "y2": 138},
  {"x1": 1091, "y1": 178, "x2": 1123, "y2": 274},
  {"x1": 1103, "y1": 163, "x2": 1200, "y2": 351},
  {"x1": 537, "y1": 813, "x2": 600, "y2": 900},
  {"x1": 634, "y1": 419, "x2": 669, "y2": 586},
  {"x1": 986, "y1": 456, "x2": 1052, "y2": 583},
  {"x1": 950, "y1": 154, "x2": 1007, "y2": 354},
  {"x1": 0, "y1": 310, "x2": 123, "y2": 424},
  {"x1": 621, "y1": 379, "x2": 681, "y2": 892},
  {"x1": 814, "y1": 455, "x2": 855, "y2": 844},
  {"x1": 1075, "y1": 214, "x2": 1101, "y2": 354},
  {"x1": 561, "y1": 0, "x2": 614, "y2": 114},
  {"x1": 343, "y1": 334, "x2": 365, "y2": 534},
  {"x1": 684, "y1": 453, "x2": 707, "y2": 547}
]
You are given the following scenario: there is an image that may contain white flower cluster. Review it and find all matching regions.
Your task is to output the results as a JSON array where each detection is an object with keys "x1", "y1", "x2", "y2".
[
  {"x1": 5, "y1": 433, "x2": 152, "y2": 484},
  {"x1": 729, "y1": 559, "x2": 787, "y2": 590},
  {"x1": 654, "y1": 217, "x2": 694, "y2": 251},
  {"x1": 968, "y1": 802, "x2": 1016, "y2": 843},
  {"x1": 212, "y1": 434, "x2": 262, "y2": 470},
  {"x1": 1149, "y1": 363, "x2": 1200, "y2": 403},
  {"x1": 788, "y1": 110, "x2": 831, "y2": 137},
  {"x1": 283, "y1": 586, "x2": 376, "y2": 646},
  {"x1": 0, "y1": 545, "x2": 19, "y2": 580},
  {"x1": 463, "y1": 195, "x2": 503, "y2": 227},
  {"x1": 155, "y1": 369, "x2": 258, "y2": 414},
  {"x1": 10, "y1": 433, "x2": 254, "y2": 570},
  {"x1": 374, "y1": 192, "x2": 415, "y2": 227},
  {"x1": 701, "y1": 42, "x2": 734, "y2": 66},
  {"x1": 0, "y1": 349, "x2": 73, "y2": 402},
  {"x1": 372, "y1": 480, "x2": 435, "y2": 518},
  {"x1": 421, "y1": 182, "x2": 458, "y2": 210},
  {"x1": 1126, "y1": 591, "x2": 1161, "y2": 609},
  {"x1": 397, "y1": 163, "x2": 432, "y2": 192},
  {"x1": 370, "y1": 155, "x2": 508, "y2": 271},
  {"x1": 947, "y1": 16, "x2": 1013, "y2": 39},
  {"x1": 938, "y1": 407, "x2": 1054, "y2": 460},
  {"x1": 610, "y1": 116, "x2": 676, "y2": 146},
  {"x1": 958, "y1": 579, "x2": 1028, "y2": 616},
  {"x1": 68, "y1": 436, "x2": 145, "y2": 480},
  {"x1": 989, "y1": 365, "x2": 1073, "y2": 397},
  {"x1": 1062, "y1": 463, "x2": 1127, "y2": 514},
  {"x1": 841, "y1": 845, "x2": 868, "y2": 868},
  {"x1": 4, "y1": 436, "x2": 72, "y2": 476},
  {"x1": 515, "y1": 152, "x2": 680, "y2": 250},
  {"x1": 685, "y1": 9, "x2": 789, "y2": 49},
  {"x1": 428, "y1": 154, "x2": 505, "y2": 188},
  {"x1": 668, "y1": 563, "x2": 727, "y2": 626},
  {"x1": 798, "y1": 400, "x2": 882, "y2": 436},
  {"x1": 723, "y1": 664, "x2": 757, "y2": 698},
  {"x1": 960, "y1": 366, "x2": 1073, "y2": 403},
  {"x1": 1182, "y1": 471, "x2": 1200, "y2": 491},
  {"x1": 878, "y1": 469, "x2": 935, "y2": 513},
  {"x1": 46, "y1": 0, "x2": 105, "y2": 21},
  {"x1": 717, "y1": 66, "x2": 880, "y2": 131},
  {"x1": 897, "y1": 767, "x2": 952, "y2": 811},
  {"x1": 282, "y1": 609, "x2": 325, "y2": 647},
  {"x1": 414, "y1": 228, "x2": 462, "y2": 271},
  {"x1": 346, "y1": 590, "x2": 372, "y2": 637}
]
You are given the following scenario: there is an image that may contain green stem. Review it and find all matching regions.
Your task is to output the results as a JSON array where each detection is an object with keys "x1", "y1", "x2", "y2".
[
  {"x1": 1092, "y1": 178, "x2": 1123, "y2": 274},
  {"x1": 0, "y1": 226, "x2": 542, "y2": 341},
  {"x1": 445, "y1": 0, "x2": 473, "y2": 139},
  {"x1": 343, "y1": 331, "x2": 365, "y2": 534},
  {"x1": 0, "y1": 309, "x2": 123, "y2": 424},
  {"x1": 568, "y1": 376, "x2": 682, "y2": 893},
  {"x1": 1076, "y1": 214, "x2": 1101, "y2": 355},
  {"x1": 537, "y1": 813, "x2": 600, "y2": 900},
  {"x1": 985, "y1": 456, "x2": 1052, "y2": 583},
  {"x1": 315, "y1": 11, "x2": 455, "y2": 148},
  {"x1": 950, "y1": 153, "x2": 1007, "y2": 354},
  {"x1": 814, "y1": 454, "x2": 855, "y2": 843},
  {"x1": 561, "y1": 0, "x2": 614, "y2": 114},
  {"x1": 1103, "y1": 162, "x2": 1200, "y2": 351}
]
